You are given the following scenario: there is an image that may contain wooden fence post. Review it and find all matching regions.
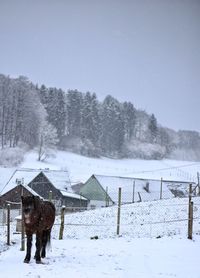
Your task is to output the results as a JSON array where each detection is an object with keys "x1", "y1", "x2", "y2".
[
  {"x1": 188, "y1": 184, "x2": 193, "y2": 239},
  {"x1": 188, "y1": 183, "x2": 192, "y2": 203},
  {"x1": 105, "y1": 187, "x2": 110, "y2": 207},
  {"x1": 79, "y1": 195, "x2": 82, "y2": 209},
  {"x1": 138, "y1": 192, "x2": 142, "y2": 202},
  {"x1": 160, "y1": 177, "x2": 163, "y2": 200},
  {"x1": 7, "y1": 204, "x2": 10, "y2": 245},
  {"x1": 20, "y1": 185, "x2": 25, "y2": 251},
  {"x1": 117, "y1": 187, "x2": 122, "y2": 236},
  {"x1": 197, "y1": 172, "x2": 200, "y2": 196},
  {"x1": 132, "y1": 181, "x2": 135, "y2": 203},
  {"x1": 21, "y1": 205, "x2": 25, "y2": 251},
  {"x1": 59, "y1": 206, "x2": 65, "y2": 240},
  {"x1": 188, "y1": 201, "x2": 193, "y2": 240},
  {"x1": 20, "y1": 216, "x2": 25, "y2": 251}
]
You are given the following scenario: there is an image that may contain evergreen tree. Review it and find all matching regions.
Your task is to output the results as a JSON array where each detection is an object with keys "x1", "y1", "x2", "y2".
[
  {"x1": 158, "y1": 127, "x2": 172, "y2": 155},
  {"x1": 39, "y1": 84, "x2": 48, "y2": 108},
  {"x1": 81, "y1": 92, "x2": 101, "y2": 147},
  {"x1": 39, "y1": 87, "x2": 66, "y2": 145},
  {"x1": 66, "y1": 90, "x2": 83, "y2": 137},
  {"x1": 44, "y1": 87, "x2": 58, "y2": 127},
  {"x1": 101, "y1": 95, "x2": 124, "y2": 155},
  {"x1": 148, "y1": 113, "x2": 158, "y2": 143},
  {"x1": 134, "y1": 110, "x2": 150, "y2": 141},
  {"x1": 178, "y1": 130, "x2": 200, "y2": 149},
  {"x1": 122, "y1": 101, "x2": 136, "y2": 141},
  {"x1": 90, "y1": 93, "x2": 101, "y2": 147},
  {"x1": 81, "y1": 92, "x2": 93, "y2": 141},
  {"x1": 54, "y1": 89, "x2": 66, "y2": 143}
]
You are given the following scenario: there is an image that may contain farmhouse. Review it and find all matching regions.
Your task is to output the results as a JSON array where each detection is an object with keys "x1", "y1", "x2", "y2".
[
  {"x1": 79, "y1": 174, "x2": 194, "y2": 209},
  {"x1": 0, "y1": 169, "x2": 88, "y2": 210}
]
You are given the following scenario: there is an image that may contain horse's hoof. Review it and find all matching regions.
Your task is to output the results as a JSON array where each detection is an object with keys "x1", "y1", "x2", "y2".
[
  {"x1": 24, "y1": 259, "x2": 30, "y2": 263},
  {"x1": 36, "y1": 260, "x2": 42, "y2": 264}
]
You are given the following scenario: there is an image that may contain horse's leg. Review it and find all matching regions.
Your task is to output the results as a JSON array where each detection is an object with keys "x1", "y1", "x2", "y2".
[
  {"x1": 35, "y1": 232, "x2": 42, "y2": 264},
  {"x1": 24, "y1": 233, "x2": 32, "y2": 263},
  {"x1": 41, "y1": 230, "x2": 47, "y2": 258}
]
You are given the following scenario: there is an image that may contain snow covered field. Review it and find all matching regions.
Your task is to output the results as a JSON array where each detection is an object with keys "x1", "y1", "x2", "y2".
[
  {"x1": 1, "y1": 196, "x2": 200, "y2": 278},
  {"x1": 0, "y1": 150, "x2": 200, "y2": 277},
  {"x1": 20, "y1": 150, "x2": 200, "y2": 183},
  {"x1": 55, "y1": 197, "x2": 200, "y2": 239},
  {"x1": 1, "y1": 235, "x2": 200, "y2": 278},
  {"x1": 1, "y1": 150, "x2": 199, "y2": 191},
  {"x1": 1, "y1": 199, "x2": 200, "y2": 278}
]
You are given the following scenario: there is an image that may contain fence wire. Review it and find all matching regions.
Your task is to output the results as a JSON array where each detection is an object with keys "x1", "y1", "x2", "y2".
[
  {"x1": 52, "y1": 194, "x2": 200, "y2": 240},
  {"x1": 1, "y1": 194, "x2": 200, "y2": 246}
]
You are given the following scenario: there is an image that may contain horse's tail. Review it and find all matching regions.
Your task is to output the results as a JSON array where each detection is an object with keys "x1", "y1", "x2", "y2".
[{"x1": 46, "y1": 229, "x2": 52, "y2": 250}]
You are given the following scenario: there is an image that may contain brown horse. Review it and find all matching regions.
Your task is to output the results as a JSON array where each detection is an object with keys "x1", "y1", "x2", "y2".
[{"x1": 21, "y1": 196, "x2": 55, "y2": 264}]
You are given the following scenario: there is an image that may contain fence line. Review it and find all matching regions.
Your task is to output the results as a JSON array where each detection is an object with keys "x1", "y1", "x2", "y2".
[
  {"x1": 54, "y1": 218, "x2": 189, "y2": 227},
  {"x1": 1, "y1": 185, "x2": 200, "y2": 246}
]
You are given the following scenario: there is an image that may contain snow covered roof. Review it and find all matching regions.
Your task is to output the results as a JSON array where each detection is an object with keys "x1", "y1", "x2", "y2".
[
  {"x1": 60, "y1": 190, "x2": 87, "y2": 201},
  {"x1": 0, "y1": 168, "x2": 71, "y2": 196},
  {"x1": 93, "y1": 174, "x2": 180, "y2": 203}
]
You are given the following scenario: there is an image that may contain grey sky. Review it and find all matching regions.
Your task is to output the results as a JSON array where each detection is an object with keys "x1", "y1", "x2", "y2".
[{"x1": 0, "y1": 0, "x2": 199, "y2": 132}]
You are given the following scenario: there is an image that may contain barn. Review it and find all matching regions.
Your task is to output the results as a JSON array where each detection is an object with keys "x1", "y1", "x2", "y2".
[
  {"x1": 0, "y1": 169, "x2": 88, "y2": 210},
  {"x1": 79, "y1": 174, "x2": 194, "y2": 209},
  {"x1": 0, "y1": 183, "x2": 40, "y2": 209}
]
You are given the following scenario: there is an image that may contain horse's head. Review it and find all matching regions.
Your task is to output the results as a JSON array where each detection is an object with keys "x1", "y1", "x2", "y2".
[{"x1": 21, "y1": 196, "x2": 40, "y2": 224}]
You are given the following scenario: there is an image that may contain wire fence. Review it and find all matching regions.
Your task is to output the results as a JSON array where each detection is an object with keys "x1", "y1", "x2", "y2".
[
  {"x1": 52, "y1": 196, "x2": 200, "y2": 240},
  {"x1": 1, "y1": 189, "x2": 200, "y2": 249}
]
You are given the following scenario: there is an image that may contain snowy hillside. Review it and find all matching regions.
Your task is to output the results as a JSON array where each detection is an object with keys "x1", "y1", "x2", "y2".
[
  {"x1": 0, "y1": 149, "x2": 199, "y2": 205},
  {"x1": 21, "y1": 150, "x2": 200, "y2": 182},
  {"x1": 0, "y1": 150, "x2": 199, "y2": 193}
]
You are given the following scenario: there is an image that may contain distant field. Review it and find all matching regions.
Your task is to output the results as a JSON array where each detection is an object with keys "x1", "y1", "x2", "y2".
[{"x1": 0, "y1": 150, "x2": 200, "y2": 194}]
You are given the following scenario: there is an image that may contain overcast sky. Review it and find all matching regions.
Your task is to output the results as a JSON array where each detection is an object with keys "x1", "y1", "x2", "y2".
[{"x1": 0, "y1": 0, "x2": 199, "y2": 132}]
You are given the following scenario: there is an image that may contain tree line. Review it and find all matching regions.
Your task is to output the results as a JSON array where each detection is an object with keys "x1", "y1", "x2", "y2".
[{"x1": 0, "y1": 74, "x2": 200, "y2": 160}]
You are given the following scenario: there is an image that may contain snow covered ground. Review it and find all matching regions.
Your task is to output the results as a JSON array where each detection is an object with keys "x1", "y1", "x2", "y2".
[
  {"x1": 0, "y1": 196, "x2": 200, "y2": 277},
  {"x1": 0, "y1": 150, "x2": 200, "y2": 277},
  {"x1": 0, "y1": 235, "x2": 200, "y2": 278},
  {"x1": 53, "y1": 197, "x2": 200, "y2": 239},
  {"x1": 20, "y1": 150, "x2": 200, "y2": 183}
]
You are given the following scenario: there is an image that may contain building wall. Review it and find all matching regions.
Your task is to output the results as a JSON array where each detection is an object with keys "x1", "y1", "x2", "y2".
[
  {"x1": 88, "y1": 200, "x2": 108, "y2": 209},
  {"x1": 28, "y1": 172, "x2": 62, "y2": 201},
  {"x1": 80, "y1": 176, "x2": 113, "y2": 204},
  {"x1": 62, "y1": 196, "x2": 88, "y2": 211},
  {"x1": 0, "y1": 185, "x2": 33, "y2": 208}
]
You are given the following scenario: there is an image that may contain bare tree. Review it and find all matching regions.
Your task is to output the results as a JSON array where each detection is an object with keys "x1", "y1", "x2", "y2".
[{"x1": 38, "y1": 120, "x2": 58, "y2": 161}]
